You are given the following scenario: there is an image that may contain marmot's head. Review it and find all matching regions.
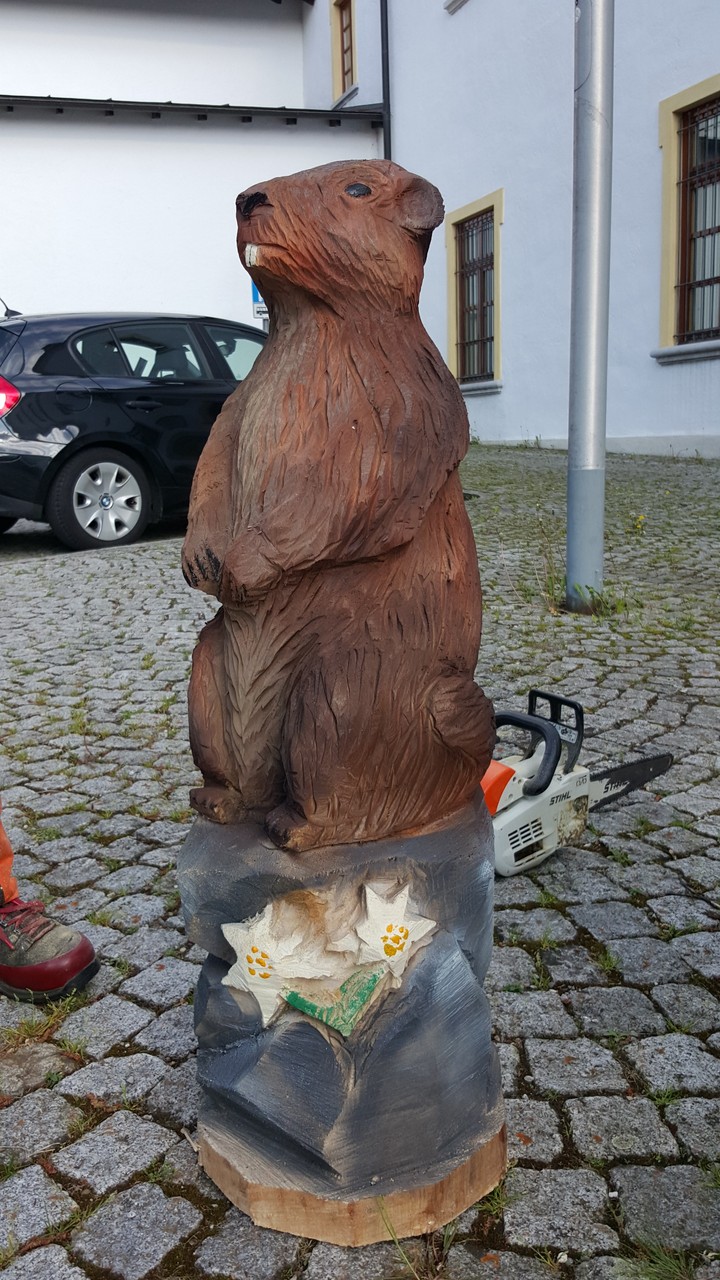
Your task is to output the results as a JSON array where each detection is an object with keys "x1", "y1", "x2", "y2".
[{"x1": 236, "y1": 160, "x2": 444, "y2": 316}]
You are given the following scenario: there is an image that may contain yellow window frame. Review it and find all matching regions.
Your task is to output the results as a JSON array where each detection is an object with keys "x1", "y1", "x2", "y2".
[
  {"x1": 658, "y1": 72, "x2": 720, "y2": 347},
  {"x1": 445, "y1": 189, "x2": 504, "y2": 382}
]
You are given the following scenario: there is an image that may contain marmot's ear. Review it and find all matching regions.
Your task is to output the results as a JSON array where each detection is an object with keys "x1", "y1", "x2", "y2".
[
  {"x1": 397, "y1": 175, "x2": 445, "y2": 236},
  {"x1": 396, "y1": 174, "x2": 444, "y2": 262}
]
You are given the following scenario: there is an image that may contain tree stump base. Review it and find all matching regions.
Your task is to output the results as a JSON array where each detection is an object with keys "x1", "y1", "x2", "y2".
[
  {"x1": 196, "y1": 1108, "x2": 507, "y2": 1247},
  {"x1": 178, "y1": 792, "x2": 506, "y2": 1245}
]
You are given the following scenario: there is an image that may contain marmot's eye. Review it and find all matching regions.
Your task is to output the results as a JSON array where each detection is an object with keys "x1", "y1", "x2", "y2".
[{"x1": 345, "y1": 182, "x2": 372, "y2": 197}]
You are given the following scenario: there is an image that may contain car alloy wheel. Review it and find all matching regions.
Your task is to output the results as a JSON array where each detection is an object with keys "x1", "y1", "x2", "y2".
[
  {"x1": 47, "y1": 448, "x2": 151, "y2": 550},
  {"x1": 72, "y1": 459, "x2": 143, "y2": 541}
]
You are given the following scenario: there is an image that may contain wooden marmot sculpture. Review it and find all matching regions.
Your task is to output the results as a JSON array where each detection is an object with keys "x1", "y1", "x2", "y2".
[{"x1": 182, "y1": 159, "x2": 495, "y2": 851}]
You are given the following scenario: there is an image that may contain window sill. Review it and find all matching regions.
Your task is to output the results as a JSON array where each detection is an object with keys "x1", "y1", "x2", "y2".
[
  {"x1": 459, "y1": 379, "x2": 502, "y2": 396},
  {"x1": 650, "y1": 339, "x2": 720, "y2": 365}
]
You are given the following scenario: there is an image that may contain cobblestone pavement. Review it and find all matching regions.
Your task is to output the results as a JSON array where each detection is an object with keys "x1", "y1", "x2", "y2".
[{"x1": 0, "y1": 444, "x2": 718, "y2": 1279}]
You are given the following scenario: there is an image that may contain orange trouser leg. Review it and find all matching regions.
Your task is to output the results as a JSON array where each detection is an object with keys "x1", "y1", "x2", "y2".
[{"x1": 0, "y1": 803, "x2": 19, "y2": 907}]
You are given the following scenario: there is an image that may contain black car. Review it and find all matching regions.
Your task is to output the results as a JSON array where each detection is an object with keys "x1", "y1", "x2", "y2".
[{"x1": 0, "y1": 312, "x2": 266, "y2": 549}]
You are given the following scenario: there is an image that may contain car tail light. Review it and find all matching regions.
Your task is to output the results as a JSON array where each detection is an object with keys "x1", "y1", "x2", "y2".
[{"x1": 0, "y1": 376, "x2": 20, "y2": 418}]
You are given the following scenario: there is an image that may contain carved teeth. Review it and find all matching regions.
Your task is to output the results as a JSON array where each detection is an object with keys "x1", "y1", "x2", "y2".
[{"x1": 245, "y1": 244, "x2": 259, "y2": 268}]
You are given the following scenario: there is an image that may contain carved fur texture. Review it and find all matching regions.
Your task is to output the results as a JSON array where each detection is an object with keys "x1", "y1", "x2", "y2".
[{"x1": 182, "y1": 159, "x2": 494, "y2": 850}]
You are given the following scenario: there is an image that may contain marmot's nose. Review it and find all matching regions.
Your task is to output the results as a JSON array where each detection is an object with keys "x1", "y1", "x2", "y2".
[{"x1": 237, "y1": 190, "x2": 269, "y2": 220}]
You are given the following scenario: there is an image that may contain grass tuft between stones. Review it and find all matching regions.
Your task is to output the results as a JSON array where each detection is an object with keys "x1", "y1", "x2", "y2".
[
  {"x1": 629, "y1": 1240, "x2": 698, "y2": 1280},
  {"x1": 0, "y1": 991, "x2": 88, "y2": 1051}
]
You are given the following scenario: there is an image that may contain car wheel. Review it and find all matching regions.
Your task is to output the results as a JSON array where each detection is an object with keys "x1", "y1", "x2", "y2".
[
  {"x1": 47, "y1": 449, "x2": 151, "y2": 550},
  {"x1": 0, "y1": 518, "x2": 17, "y2": 535}
]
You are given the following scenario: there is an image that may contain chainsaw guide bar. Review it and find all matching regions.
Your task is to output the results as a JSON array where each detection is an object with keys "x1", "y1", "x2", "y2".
[{"x1": 588, "y1": 753, "x2": 675, "y2": 810}]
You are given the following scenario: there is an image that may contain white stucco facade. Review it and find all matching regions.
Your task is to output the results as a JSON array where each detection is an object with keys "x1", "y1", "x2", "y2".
[
  {"x1": 3, "y1": 0, "x2": 719, "y2": 452},
  {"x1": 385, "y1": 0, "x2": 720, "y2": 453},
  {"x1": 302, "y1": 0, "x2": 383, "y2": 109},
  {"x1": 3, "y1": 111, "x2": 378, "y2": 322},
  {"x1": 2, "y1": 0, "x2": 305, "y2": 106},
  {"x1": 1, "y1": 0, "x2": 381, "y2": 327}
]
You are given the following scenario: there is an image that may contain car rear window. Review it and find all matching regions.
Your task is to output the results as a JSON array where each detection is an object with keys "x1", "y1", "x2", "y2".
[
  {"x1": 202, "y1": 324, "x2": 264, "y2": 380},
  {"x1": 74, "y1": 328, "x2": 128, "y2": 377},
  {"x1": 33, "y1": 342, "x2": 85, "y2": 376},
  {"x1": 113, "y1": 321, "x2": 209, "y2": 380}
]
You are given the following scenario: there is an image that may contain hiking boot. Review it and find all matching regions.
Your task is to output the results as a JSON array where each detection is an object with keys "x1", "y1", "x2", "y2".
[{"x1": 0, "y1": 898, "x2": 98, "y2": 1002}]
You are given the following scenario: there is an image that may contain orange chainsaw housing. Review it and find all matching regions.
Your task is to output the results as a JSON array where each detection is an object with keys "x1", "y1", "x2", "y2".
[{"x1": 480, "y1": 760, "x2": 516, "y2": 816}]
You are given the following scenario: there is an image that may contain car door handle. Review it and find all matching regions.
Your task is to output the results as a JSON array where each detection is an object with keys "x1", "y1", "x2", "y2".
[{"x1": 126, "y1": 397, "x2": 163, "y2": 409}]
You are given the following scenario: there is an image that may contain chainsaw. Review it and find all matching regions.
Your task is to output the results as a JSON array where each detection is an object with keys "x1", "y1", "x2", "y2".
[{"x1": 481, "y1": 689, "x2": 673, "y2": 877}]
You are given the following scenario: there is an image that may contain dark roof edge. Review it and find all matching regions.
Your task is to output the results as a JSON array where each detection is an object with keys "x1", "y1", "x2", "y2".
[{"x1": 0, "y1": 93, "x2": 382, "y2": 125}]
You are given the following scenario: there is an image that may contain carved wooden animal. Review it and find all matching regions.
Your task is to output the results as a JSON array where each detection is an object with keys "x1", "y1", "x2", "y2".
[{"x1": 182, "y1": 159, "x2": 494, "y2": 851}]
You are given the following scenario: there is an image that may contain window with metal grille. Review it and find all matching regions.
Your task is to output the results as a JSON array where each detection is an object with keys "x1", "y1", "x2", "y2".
[
  {"x1": 676, "y1": 96, "x2": 720, "y2": 343},
  {"x1": 456, "y1": 208, "x2": 494, "y2": 381},
  {"x1": 336, "y1": 0, "x2": 354, "y2": 95}
]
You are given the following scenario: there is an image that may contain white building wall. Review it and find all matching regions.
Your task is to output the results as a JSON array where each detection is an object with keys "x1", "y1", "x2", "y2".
[
  {"x1": 9, "y1": 0, "x2": 718, "y2": 449},
  {"x1": 302, "y1": 1, "x2": 335, "y2": 108},
  {"x1": 2, "y1": 0, "x2": 381, "y2": 323},
  {"x1": 2, "y1": 112, "x2": 379, "y2": 323},
  {"x1": 387, "y1": 0, "x2": 720, "y2": 453},
  {"x1": 606, "y1": 0, "x2": 720, "y2": 452},
  {"x1": 302, "y1": 0, "x2": 383, "y2": 109},
  {"x1": 1, "y1": 0, "x2": 305, "y2": 107},
  {"x1": 352, "y1": 1, "x2": 383, "y2": 107}
]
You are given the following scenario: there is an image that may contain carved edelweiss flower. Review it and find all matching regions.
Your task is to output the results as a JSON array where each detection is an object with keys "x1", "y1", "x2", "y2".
[
  {"x1": 221, "y1": 894, "x2": 358, "y2": 1025},
  {"x1": 222, "y1": 881, "x2": 436, "y2": 1027},
  {"x1": 221, "y1": 909, "x2": 294, "y2": 1023},
  {"x1": 355, "y1": 882, "x2": 435, "y2": 978}
]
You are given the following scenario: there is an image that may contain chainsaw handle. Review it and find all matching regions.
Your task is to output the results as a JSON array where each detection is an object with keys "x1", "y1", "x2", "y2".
[{"x1": 494, "y1": 711, "x2": 563, "y2": 797}]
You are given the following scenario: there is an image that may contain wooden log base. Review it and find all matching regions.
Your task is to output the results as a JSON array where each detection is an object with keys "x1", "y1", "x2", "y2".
[{"x1": 197, "y1": 1119, "x2": 507, "y2": 1247}]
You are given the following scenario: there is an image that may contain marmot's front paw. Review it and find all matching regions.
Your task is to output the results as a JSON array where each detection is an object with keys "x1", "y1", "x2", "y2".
[
  {"x1": 266, "y1": 803, "x2": 324, "y2": 852},
  {"x1": 190, "y1": 785, "x2": 247, "y2": 824},
  {"x1": 219, "y1": 536, "x2": 280, "y2": 608},
  {"x1": 181, "y1": 544, "x2": 222, "y2": 593}
]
